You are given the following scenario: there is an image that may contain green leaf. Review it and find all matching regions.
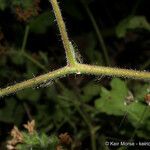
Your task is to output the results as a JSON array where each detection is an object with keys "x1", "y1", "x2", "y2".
[
  {"x1": 84, "y1": 33, "x2": 103, "y2": 64},
  {"x1": 22, "y1": 132, "x2": 40, "y2": 146},
  {"x1": 95, "y1": 78, "x2": 128, "y2": 116},
  {"x1": 127, "y1": 102, "x2": 149, "y2": 127},
  {"x1": 18, "y1": 132, "x2": 59, "y2": 150},
  {"x1": 48, "y1": 135, "x2": 59, "y2": 149},
  {"x1": 125, "y1": 83, "x2": 150, "y2": 128},
  {"x1": 116, "y1": 16, "x2": 150, "y2": 38},
  {"x1": 134, "y1": 84, "x2": 150, "y2": 101},
  {"x1": 29, "y1": 11, "x2": 55, "y2": 34},
  {"x1": 95, "y1": 78, "x2": 150, "y2": 133},
  {"x1": 81, "y1": 82, "x2": 101, "y2": 102},
  {"x1": 46, "y1": 86, "x2": 57, "y2": 100}
]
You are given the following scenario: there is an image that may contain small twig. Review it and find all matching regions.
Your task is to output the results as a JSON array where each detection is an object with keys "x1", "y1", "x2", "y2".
[
  {"x1": 50, "y1": 0, "x2": 77, "y2": 66},
  {"x1": 21, "y1": 25, "x2": 30, "y2": 52}
]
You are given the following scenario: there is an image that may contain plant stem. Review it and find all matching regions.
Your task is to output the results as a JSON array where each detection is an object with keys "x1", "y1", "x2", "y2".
[
  {"x1": 81, "y1": 0, "x2": 110, "y2": 66},
  {"x1": 0, "y1": 63, "x2": 150, "y2": 97},
  {"x1": 75, "y1": 63, "x2": 150, "y2": 80},
  {"x1": 50, "y1": 0, "x2": 77, "y2": 66},
  {"x1": 0, "y1": 66, "x2": 70, "y2": 97},
  {"x1": 21, "y1": 25, "x2": 30, "y2": 52},
  {"x1": 0, "y1": 0, "x2": 150, "y2": 98}
]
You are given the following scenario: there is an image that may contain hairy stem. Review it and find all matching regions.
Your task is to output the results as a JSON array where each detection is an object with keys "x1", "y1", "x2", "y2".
[
  {"x1": 0, "y1": 66, "x2": 71, "y2": 97},
  {"x1": 75, "y1": 64, "x2": 150, "y2": 80},
  {"x1": 50, "y1": 0, "x2": 77, "y2": 66},
  {"x1": 0, "y1": 0, "x2": 150, "y2": 98},
  {"x1": 0, "y1": 63, "x2": 150, "y2": 97}
]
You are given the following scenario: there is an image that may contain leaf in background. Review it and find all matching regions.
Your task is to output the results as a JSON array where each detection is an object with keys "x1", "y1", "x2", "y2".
[
  {"x1": 46, "y1": 86, "x2": 58, "y2": 100},
  {"x1": 95, "y1": 78, "x2": 128, "y2": 116},
  {"x1": 85, "y1": 33, "x2": 104, "y2": 64},
  {"x1": 81, "y1": 82, "x2": 101, "y2": 102},
  {"x1": 60, "y1": 87, "x2": 77, "y2": 102},
  {"x1": 95, "y1": 78, "x2": 150, "y2": 135},
  {"x1": 0, "y1": 98, "x2": 24, "y2": 124},
  {"x1": 0, "y1": 54, "x2": 6, "y2": 65},
  {"x1": 127, "y1": 102, "x2": 149, "y2": 127},
  {"x1": 125, "y1": 101, "x2": 150, "y2": 139},
  {"x1": 116, "y1": 16, "x2": 150, "y2": 38},
  {"x1": 124, "y1": 83, "x2": 150, "y2": 128},
  {"x1": 17, "y1": 88, "x2": 41, "y2": 102},
  {"x1": 135, "y1": 130, "x2": 150, "y2": 139},
  {"x1": 0, "y1": 99, "x2": 16, "y2": 123},
  {"x1": 29, "y1": 11, "x2": 55, "y2": 34},
  {"x1": 54, "y1": 87, "x2": 78, "y2": 123},
  {"x1": 133, "y1": 84, "x2": 150, "y2": 101},
  {"x1": 10, "y1": 50, "x2": 25, "y2": 65},
  {"x1": 25, "y1": 61, "x2": 38, "y2": 78},
  {"x1": 34, "y1": 105, "x2": 53, "y2": 131},
  {"x1": 0, "y1": 0, "x2": 7, "y2": 10},
  {"x1": 12, "y1": 0, "x2": 33, "y2": 10}
]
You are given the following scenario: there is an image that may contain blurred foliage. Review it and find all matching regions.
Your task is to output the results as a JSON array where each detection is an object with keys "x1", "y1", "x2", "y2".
[
  {"x1": 116, "y1": 16, "x2": 150, "y2": 38},
  {"x1": 0, "y1": 0, "x2": 150, "y2": 149}
]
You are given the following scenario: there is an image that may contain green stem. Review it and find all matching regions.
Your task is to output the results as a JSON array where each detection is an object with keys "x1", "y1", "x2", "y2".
[
  {"x1": 81, "y1": 0, "x2": 110, "y2": 66},
  {"x1": 50, "y1": 0, "x2": 77, "y2": 66},
  {"x1": 0, "y1": 0, "x2": 150, "y2": 98},
  {"x1": 1, "y1": 63, "x2": 149, "y2": 97},
  {"x1": 75, "y1": 63, "x2": 150, "y2": 80},
  {"x1": 0, "y1": 66, "x2": 71, "y2": 97},
  {"x1": 21, "y1": 25, "x2": 30, "y2": 52}
]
